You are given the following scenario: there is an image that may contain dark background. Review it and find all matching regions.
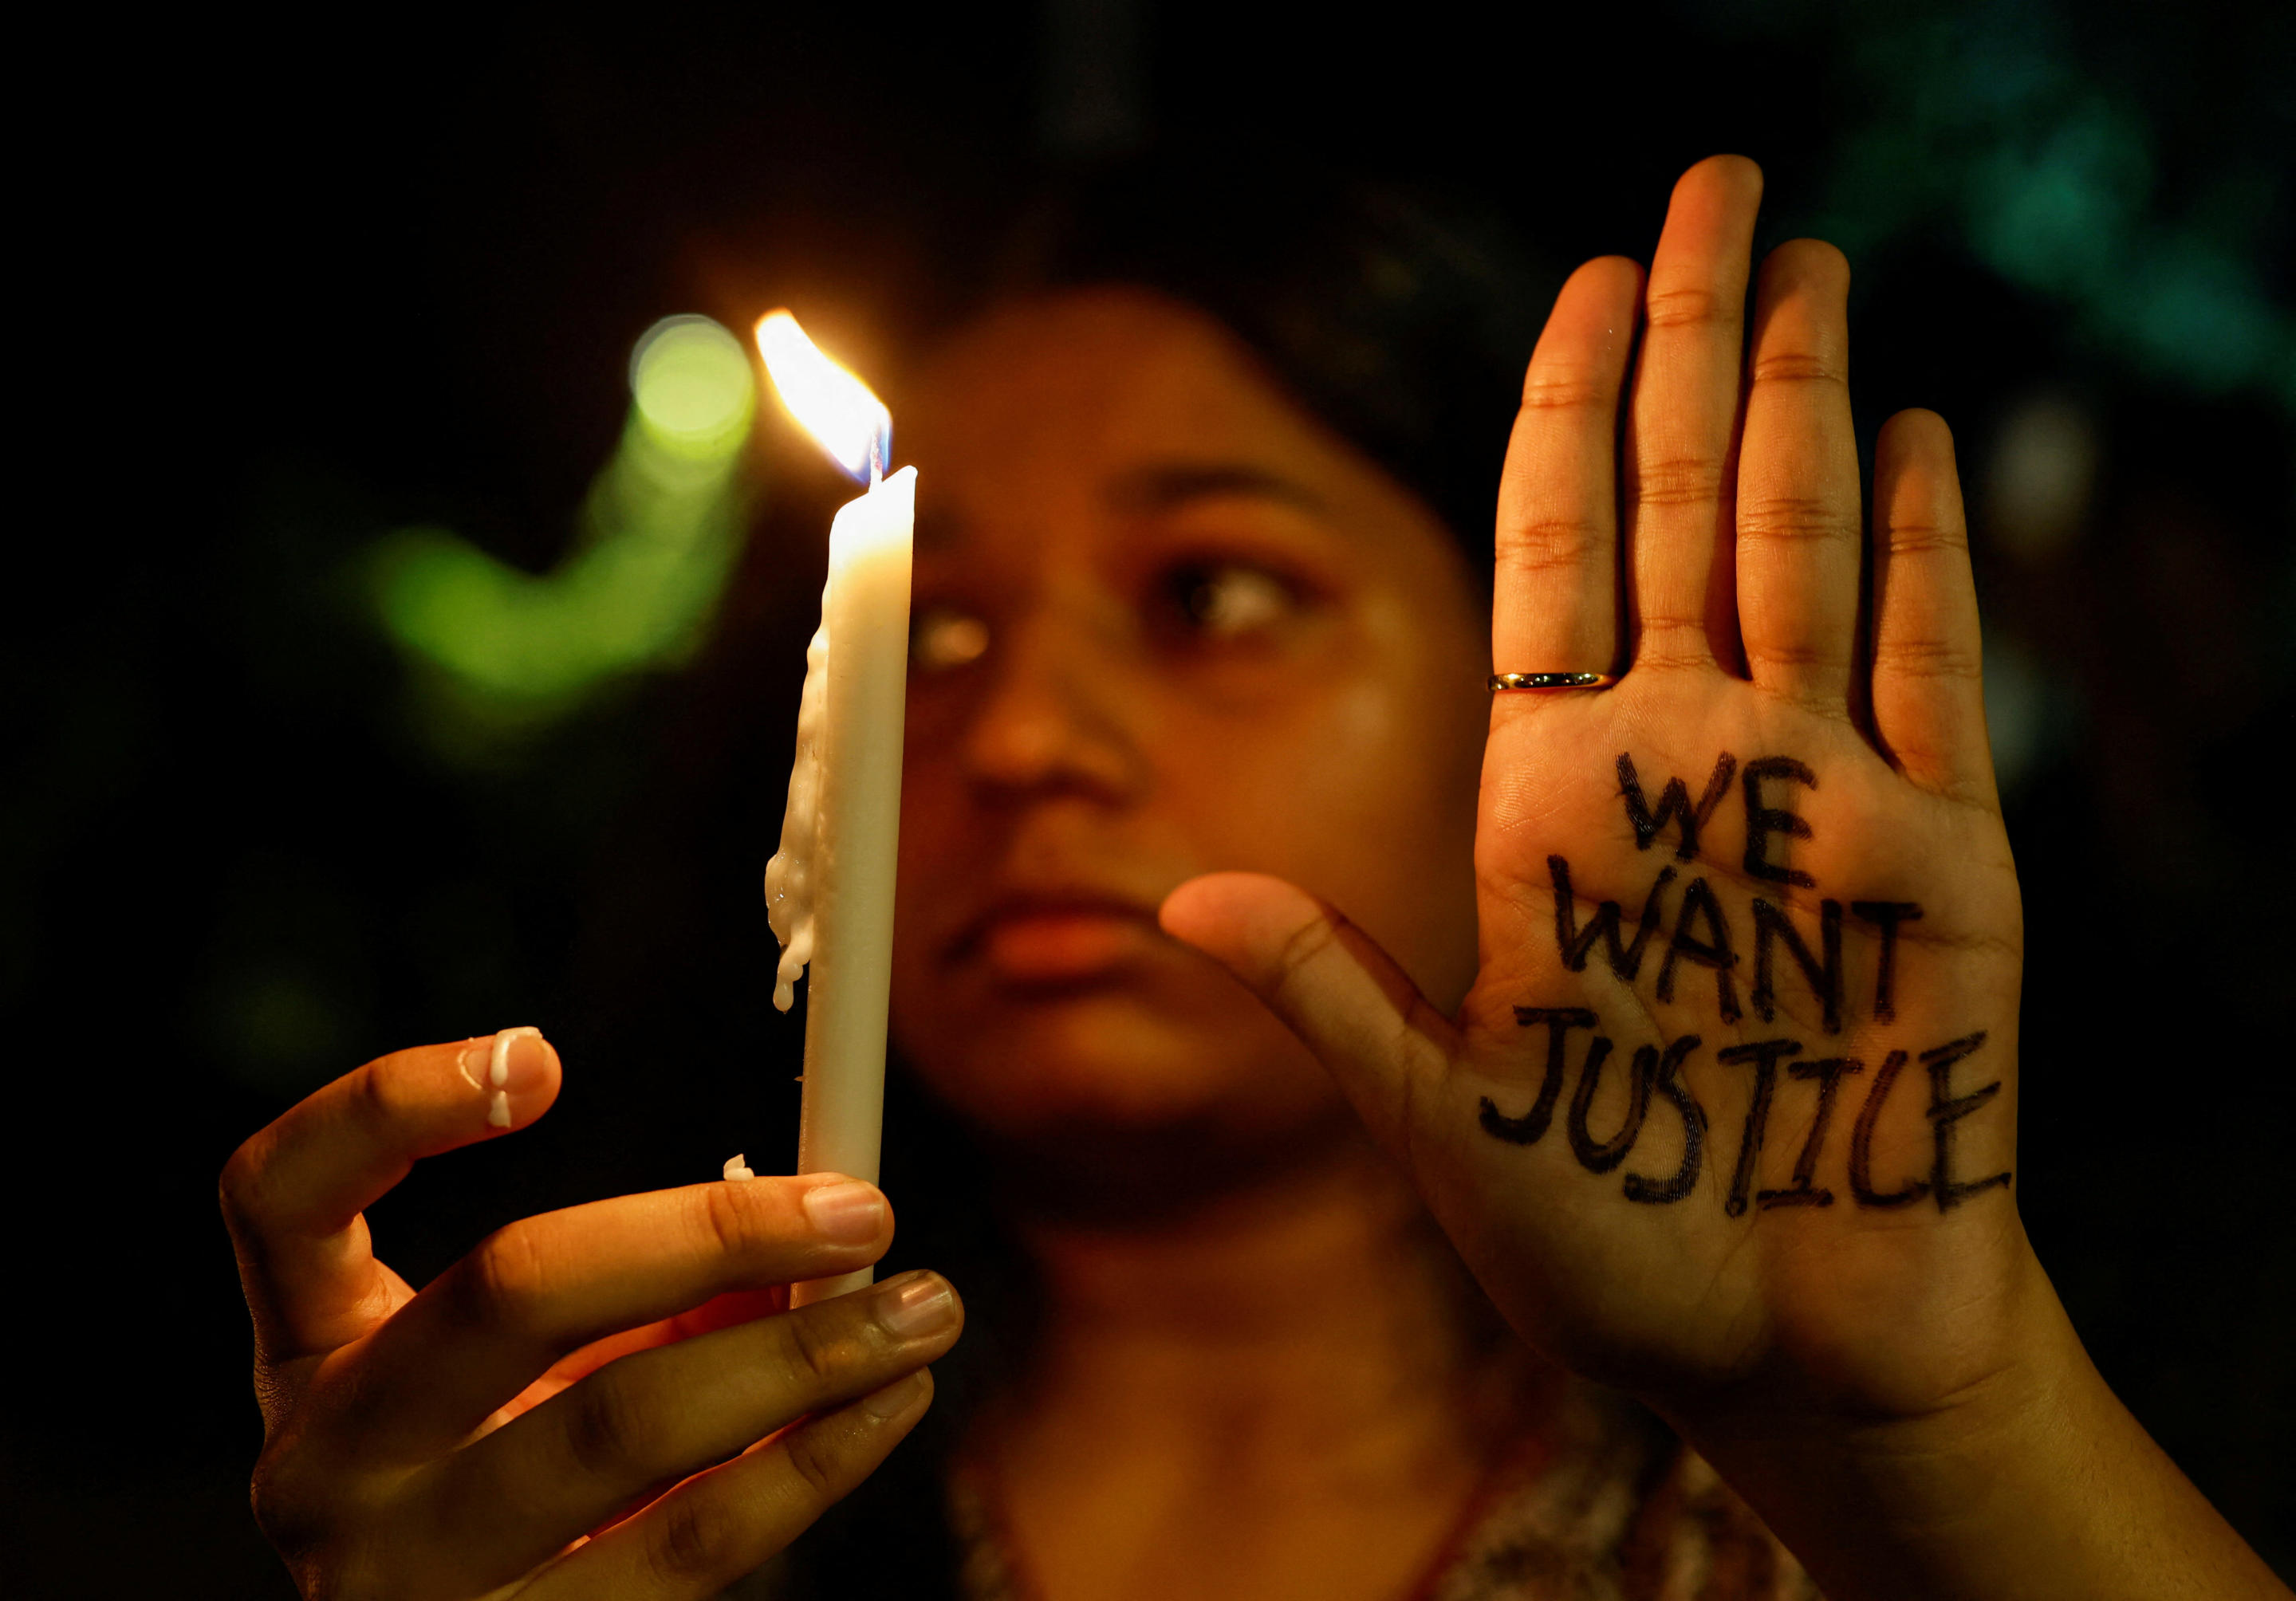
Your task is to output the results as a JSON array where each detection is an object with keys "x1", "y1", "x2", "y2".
[{"x1": 7, "y1": 0, "x2": 2291, "y2": 1592}]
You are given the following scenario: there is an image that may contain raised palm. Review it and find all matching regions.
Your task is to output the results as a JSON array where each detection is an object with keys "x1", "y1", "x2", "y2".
[{"x1": 1167, "y1": 157, "x2": 2029, "y2": 1429}]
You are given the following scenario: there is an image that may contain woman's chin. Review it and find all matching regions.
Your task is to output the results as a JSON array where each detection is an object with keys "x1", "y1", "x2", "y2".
[
  {"x1": 956, "y1": 1090, "x2": 1369, "y2": 1223},
  {"x1": 907, "y1": 1002, "x2": 1339, "y2": 1147}
]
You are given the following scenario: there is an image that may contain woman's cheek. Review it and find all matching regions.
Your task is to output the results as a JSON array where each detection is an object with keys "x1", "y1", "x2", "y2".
[{"x1": 1201, "y1": 651, "x2": 1479, "y2": 990}]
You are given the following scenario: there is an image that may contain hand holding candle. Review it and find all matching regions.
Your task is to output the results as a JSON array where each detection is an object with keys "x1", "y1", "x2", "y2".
[{"x1": 758, "y1": 312, "x2": 914, "y2": 1305}]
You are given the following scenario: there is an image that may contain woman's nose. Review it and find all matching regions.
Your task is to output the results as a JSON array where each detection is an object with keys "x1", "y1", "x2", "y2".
[{"x1": 955, "y1": 611, "x2": 1148, "y2": 805}]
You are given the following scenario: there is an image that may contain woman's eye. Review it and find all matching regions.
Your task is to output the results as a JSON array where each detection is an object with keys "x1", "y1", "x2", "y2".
[
  {"x1": 1168, "y1": 563, "x2": 1298, "y2": 641},
  {"x1": 912, "y1": 605, "x2": 990, "y2": 672}
]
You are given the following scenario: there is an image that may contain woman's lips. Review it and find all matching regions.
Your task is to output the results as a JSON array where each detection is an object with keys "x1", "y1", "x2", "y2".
[{"x1": 969, "y1": 903, "x2": 1163, "y2": 985}]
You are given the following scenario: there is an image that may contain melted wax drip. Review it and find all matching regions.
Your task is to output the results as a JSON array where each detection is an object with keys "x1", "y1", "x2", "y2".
[{"x1": 766, "y1": 604, "x2": 829, "y2": 1011}]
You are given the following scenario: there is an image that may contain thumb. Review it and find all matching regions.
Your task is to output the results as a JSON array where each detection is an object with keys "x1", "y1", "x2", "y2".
[{"x1": 1159, "y1": 872, "x2": 1458, "y2": 1167}]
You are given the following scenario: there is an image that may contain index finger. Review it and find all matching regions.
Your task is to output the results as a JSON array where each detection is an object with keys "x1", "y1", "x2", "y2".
[{"x1": 219, "y1": 1029, "x2": 561, "y2": 1360}]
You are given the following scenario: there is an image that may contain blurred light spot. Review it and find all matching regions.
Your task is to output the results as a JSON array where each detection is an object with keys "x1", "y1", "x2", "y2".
[
  {"x1": 632, "y1": 315, "x2": 758, "y2": 458},
  {"x1": 1763, "y1": 2, "x2": 2296, "y2": 423},
  {"x1": 370, "y1": 314, "x2": 758, "y2": 753},
  {"x1": 913, "y1": 606, "x2": 990, "y2": 671},
  {"x1": 2122, "y1": 240, "x2": 2282, "y2": 392},
  {"x1": 1968, "y1": 102, "x2": 2151, "y2": 297},
  {"x1": 1983, "y1": 392, "x2": 2098, "y2": 562}
]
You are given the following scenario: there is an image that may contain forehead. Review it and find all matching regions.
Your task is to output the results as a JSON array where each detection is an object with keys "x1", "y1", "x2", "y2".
[{"x1": 899, "y1": 288, "x2": 1347, "y2": 491}]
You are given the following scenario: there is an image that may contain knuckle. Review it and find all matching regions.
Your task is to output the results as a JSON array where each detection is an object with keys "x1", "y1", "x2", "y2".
[
  {"x1": 649, "y1": 1487, "x2": 742, "y2": 1585},
  {"x1": 1885, "y1": 518, "x2": 1969, "y2": 557},
  {"x1": 1271, "y1": 913, "x2": 1341, "y2": 996},
  {"x1": 774, "y1": 1304, "x2": 856, "y2": 1388},
  {"x1": 1738, "y1": 494, "x2": 1853, "y2": 545},
  {"x1": 780, "y1": 1420, "x2": 848, "y2": 1501},
  {"x1": 1516, "y1": 373, "x2": 1612, "y2": 413},
  {"x1": 1632, "y1": 454, "x2": 1727, "y2": 509},
  {"x1": 350, "y1": 1056, "x2": 417, "y2": 1129},
  {"x1": 1750, "y1": 351, "x2": 1845, "y2": 387},
  {"x1": 1751, "y1": 673, "x2": 1857, "y2": 724},
  {"x1": 1747, "y1": 639, "x2": 1843, "y2": 671},
  {"x1": 1634, "y1": 647, "x2": 1716, "y2": 673},
  {"x1": 249, "y1": 1445, "x2": 326, "y2": 1560},
  {"x1": 1873, "y1": 635, "x2": 1983, "y2": 682},
  {"x1": 691, "y1": 1177, "x2": 763, "y2": 1261},
  {"x1": 562, "y1": 1369, "x2": 658, "y2": 1481},
  {"x1": 447, "y1": 1224, "x2": 552, "y2": 1335},
  {"x1": 1497, "y1": 517, "x2": 1605, "y2": 576},
  {"x1": 1631, "y1": 616, "x2": 1717, "y2": 668},
  {"x1": 1644, "y1": 284, "x2": 1729, "y2": 332},
  {"x1": 248, "y1": 1433, "x2": 404, "y2": 1601},
  {"x1": 218, "y1": 1139, "x2": 268, "y2": 1232}
]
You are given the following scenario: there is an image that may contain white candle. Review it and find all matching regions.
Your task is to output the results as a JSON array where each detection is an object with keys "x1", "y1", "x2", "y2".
[{"x1": 757, "y1": 313, "x2": 913, "y2": 1306}]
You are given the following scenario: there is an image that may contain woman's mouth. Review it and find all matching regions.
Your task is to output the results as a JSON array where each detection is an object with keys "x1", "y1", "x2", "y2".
[{"x1": 960, "y1": 900, "x2": 1166, "y2": 985}]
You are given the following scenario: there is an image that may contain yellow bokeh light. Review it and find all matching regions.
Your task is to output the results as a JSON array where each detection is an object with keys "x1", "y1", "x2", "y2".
[{"x1": 631, "y1": 315, "x2": 756, "y2": 459}]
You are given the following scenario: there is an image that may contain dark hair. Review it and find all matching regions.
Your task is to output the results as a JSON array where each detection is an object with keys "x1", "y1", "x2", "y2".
[{"x1": 961, "y1": 152, "x2": 1562, "y2": 573}]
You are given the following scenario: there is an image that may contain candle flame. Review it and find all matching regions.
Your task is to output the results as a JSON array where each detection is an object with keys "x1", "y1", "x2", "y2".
[{"x1": 755, "y1": 310, "x2": 892, "y2": 484}]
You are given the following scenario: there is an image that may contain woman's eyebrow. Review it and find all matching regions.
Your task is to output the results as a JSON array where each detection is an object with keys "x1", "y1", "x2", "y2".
[{"x1": 1108, "y1": 462, "x2": 1326, "y2": 515}]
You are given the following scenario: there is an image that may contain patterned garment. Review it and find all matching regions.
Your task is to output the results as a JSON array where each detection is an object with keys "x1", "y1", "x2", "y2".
[{"x1": 944, "y1": 1383, "x2": 1821, "y2": 1601}]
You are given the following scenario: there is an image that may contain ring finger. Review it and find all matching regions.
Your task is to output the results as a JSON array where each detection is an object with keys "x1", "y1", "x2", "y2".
[
  {"x1": 419, "y1": 1270, "x2": 963, "y2": 1589},
  {"x1": 518, "y1": 1372, "x2": 937, "y2": 1601}
]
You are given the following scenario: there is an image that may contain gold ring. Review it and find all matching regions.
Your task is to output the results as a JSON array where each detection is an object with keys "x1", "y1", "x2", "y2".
[{"x1": 1488, "y1": 671, "x2": 1618, "y2": 691}]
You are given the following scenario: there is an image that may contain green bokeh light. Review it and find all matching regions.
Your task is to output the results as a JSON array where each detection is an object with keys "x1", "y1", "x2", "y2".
[
  {"x1": 369, "y1": 313, "x2": 759, "y2": 753},
  {"x1": 1732, "y1": 0, "x2": 2296, "y2": 419}
]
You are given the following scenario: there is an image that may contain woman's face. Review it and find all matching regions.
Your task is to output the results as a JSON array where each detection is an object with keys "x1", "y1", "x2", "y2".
[{"x1": 890, "y1": 288, "x2": 1487, "y2": 1175}]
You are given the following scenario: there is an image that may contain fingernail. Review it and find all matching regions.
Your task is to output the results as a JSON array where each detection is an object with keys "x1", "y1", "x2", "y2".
[
  {"x1": 489, "y1": 1026, "x2": 544, "y2": 1089},
  {"x1": 463, "y1": 1027, "x2": 547, "y2": 1106},
  {"x1": 861, "y1": 1370, "x2": 930, "y2": 1419},
  {"x1": 801, "y1": 1180, "x2": 886, "y2": 1244},
  {"x1": 872, "y1": 1271, "x2": 958, "y2": 1339}
]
